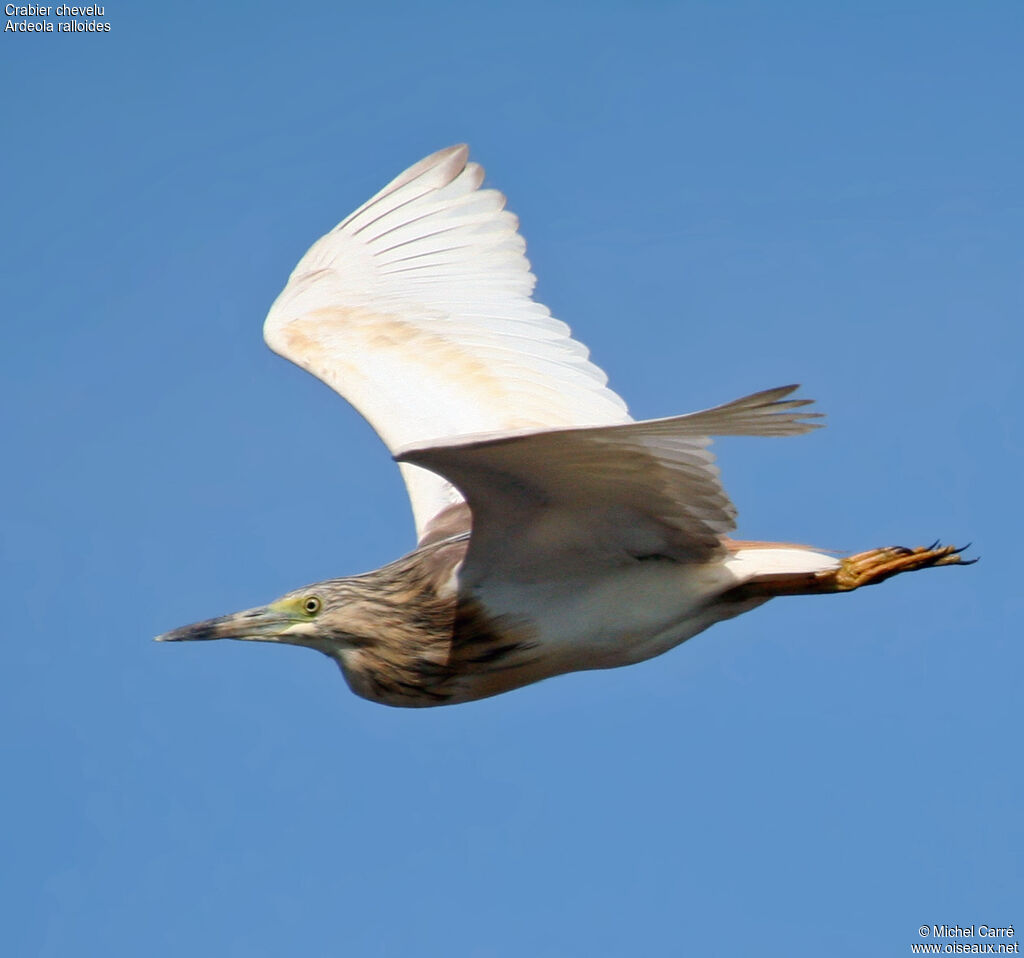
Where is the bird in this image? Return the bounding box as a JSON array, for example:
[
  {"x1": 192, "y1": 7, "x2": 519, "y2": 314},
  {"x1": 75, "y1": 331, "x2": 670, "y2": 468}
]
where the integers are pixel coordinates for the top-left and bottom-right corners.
[{"x1": 156, "y1": 144, "x2": 972, "y2": 708}]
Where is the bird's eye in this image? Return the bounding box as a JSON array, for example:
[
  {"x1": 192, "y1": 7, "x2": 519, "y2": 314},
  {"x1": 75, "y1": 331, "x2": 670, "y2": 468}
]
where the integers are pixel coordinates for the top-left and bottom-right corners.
[{"x1": 303, "y1": 596, "x2": 322, "y2": 615}]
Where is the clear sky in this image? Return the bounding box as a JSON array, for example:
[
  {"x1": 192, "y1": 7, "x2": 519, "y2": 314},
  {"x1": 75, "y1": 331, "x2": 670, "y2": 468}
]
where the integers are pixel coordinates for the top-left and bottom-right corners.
[{"x1": 2, "y1": 2, "x2": 1020, "y2": 955}]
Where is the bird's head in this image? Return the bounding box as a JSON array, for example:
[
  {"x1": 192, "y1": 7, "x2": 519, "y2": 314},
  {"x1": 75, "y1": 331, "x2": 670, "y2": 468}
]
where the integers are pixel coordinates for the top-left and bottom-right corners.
[
  {"x1": 154, "y1": 579, "x2": 371, "y2": 653},
  {"x1": 155, "y1": 543, "x2": 469, "y2": 706}
]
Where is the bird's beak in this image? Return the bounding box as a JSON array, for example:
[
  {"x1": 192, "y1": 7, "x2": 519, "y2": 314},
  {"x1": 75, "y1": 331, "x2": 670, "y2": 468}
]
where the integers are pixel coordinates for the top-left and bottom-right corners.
[{"x1": 154, "y1": 605, "x2": 299, "y2": 644}]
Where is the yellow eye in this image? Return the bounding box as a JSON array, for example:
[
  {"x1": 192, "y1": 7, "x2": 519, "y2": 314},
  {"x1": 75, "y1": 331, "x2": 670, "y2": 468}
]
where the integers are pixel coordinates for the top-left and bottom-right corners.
[{"x1": 303, "y1": 596, "x2": 322, "y2": 616}]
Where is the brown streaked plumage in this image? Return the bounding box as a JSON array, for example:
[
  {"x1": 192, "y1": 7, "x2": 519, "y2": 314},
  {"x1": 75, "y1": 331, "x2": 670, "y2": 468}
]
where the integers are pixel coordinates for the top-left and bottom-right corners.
[{"x1": 155, "y1": 146, "x2": 974, "y2": 708}]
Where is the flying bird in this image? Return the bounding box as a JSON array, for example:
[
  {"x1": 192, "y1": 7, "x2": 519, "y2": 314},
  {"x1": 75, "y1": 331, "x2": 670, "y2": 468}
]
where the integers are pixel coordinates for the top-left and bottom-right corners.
[{"x1": 156, "y1": 145, "x2": 971, "y2": 707}]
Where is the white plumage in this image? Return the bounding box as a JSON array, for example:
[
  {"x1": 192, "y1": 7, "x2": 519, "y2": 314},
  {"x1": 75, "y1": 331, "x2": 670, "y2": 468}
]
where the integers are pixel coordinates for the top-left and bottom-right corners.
[{"x1": 265, "y1": 145, "x2": 629, "y2": 537}]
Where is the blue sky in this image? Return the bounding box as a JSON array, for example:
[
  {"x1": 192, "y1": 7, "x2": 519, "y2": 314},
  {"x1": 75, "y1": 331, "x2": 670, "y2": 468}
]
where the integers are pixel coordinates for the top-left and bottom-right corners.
[{"x1": 2, "y1": 2, "x2": 1020, "y2": 955}]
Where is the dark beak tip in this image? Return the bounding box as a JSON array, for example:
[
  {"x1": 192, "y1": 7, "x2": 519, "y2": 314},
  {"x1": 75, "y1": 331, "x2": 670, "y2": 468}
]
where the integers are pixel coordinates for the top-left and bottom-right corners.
[{"x1": 153, "y1": 625, "x2": 217, "y2": 643}]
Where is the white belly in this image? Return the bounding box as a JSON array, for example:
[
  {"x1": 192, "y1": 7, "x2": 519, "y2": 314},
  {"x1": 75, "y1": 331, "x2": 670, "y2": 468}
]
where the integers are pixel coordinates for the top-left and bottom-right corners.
[
  {"x1": 470, "y1": 561, "x2": 736, "y2": 671},
  {"x1": 468, "y1": 545, "x2": 837, "y2": 673}
]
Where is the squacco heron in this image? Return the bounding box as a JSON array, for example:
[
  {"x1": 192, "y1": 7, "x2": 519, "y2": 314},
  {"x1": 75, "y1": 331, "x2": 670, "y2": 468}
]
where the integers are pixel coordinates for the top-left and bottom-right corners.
[{"x1": 156, "y1": 145, "x2": 972, "y2": 707}]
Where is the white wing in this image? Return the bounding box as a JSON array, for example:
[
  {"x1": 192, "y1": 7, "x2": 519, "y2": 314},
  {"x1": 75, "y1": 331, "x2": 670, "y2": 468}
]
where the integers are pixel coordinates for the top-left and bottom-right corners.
[
  {"x1": 399, "y1": 386, "x2": 823, "y2": 584},
  {"x1": 264, "y1": 145, "x2": 630, "y2": 539}
]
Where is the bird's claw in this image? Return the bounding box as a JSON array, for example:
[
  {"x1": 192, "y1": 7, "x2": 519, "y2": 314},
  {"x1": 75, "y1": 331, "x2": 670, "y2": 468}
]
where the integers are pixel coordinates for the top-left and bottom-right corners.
[{"x1": 828, "y1": 542, "x2": 975, "y2": 591}]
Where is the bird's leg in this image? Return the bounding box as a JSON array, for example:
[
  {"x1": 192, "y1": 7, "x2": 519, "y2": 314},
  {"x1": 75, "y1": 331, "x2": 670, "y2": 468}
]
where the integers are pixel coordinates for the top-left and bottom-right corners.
[{"x1": 726, "y1": 543, "x2": 974, "y2": 600}]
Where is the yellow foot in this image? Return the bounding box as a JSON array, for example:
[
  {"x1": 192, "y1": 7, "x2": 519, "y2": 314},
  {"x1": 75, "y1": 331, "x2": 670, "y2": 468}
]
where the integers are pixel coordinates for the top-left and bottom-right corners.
[{"x1": 829, "y1": 542, "x2": 975, "y2": 592}]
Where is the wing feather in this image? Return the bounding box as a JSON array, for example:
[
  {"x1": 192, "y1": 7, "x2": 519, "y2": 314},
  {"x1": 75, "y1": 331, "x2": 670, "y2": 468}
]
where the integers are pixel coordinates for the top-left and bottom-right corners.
[
  {"x1": 398, "y1": 386, "x2": 823, "y2": 583},
  {"x1": 264, "y1": 145, "x2": 629, "y2": 538}
]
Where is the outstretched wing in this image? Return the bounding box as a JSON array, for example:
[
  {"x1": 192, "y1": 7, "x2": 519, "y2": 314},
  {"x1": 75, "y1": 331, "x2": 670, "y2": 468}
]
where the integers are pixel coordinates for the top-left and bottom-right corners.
[
  {"x1": 398, "y1": 386, "x2": 823, "y2": 584},
  {"x1": 263, "y1": 145, "x2": 630, "y2": 539}
]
